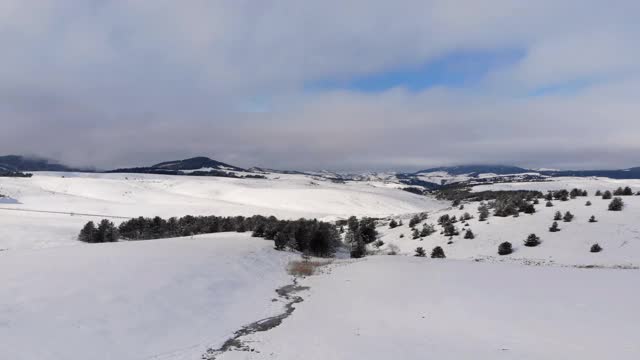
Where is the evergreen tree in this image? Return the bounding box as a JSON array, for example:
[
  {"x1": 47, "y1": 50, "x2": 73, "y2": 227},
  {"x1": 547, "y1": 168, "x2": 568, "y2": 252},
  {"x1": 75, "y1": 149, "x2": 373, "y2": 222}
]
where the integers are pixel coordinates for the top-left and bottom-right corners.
[
  {"x1": 498, "y1": 241, "x2": 513, "y2": 255},
  {"x1": 549, "y1": 221, "x2": 560, "y2": 232},
  {"x1": 589, "y1": 215, "x2": 597, "y2": 223},
  {"x1": 546, "y1": 201, "x2": 554, "y2": 207},
  {"x1": 478, "y1": 204, "x2": 490, "y2": 221},
  {"x1": 464, "y1": 229, "x2": 475, "y2": 239},
  {"x1": 388, "y1": 219, "x2": 398, "y2": 229},
  {"x1": 430, "y1": 246, "x2": 446, "y2": 259},
  {"x1": 554, "y1": 211, "x2": 562, "y2": 221},
  {"x1": 420, "y1": 223, "x2": 435, "y2": 237},
  {"x1": 590, "y1": 243, "x2": 603, "y2": 253},
  {"x1": 595, "y1": 190, "x2": 602, "y2": 196},
  {"x1": 602, "y1": 190, "x2": 612, "y2": 200},
  {"x1": 78, "y1": 221, "x2": 98, "y2": 243},
  {"x1": 608, "y1": 197, "x2": 624, "y2": 211},
  {"x1": 443, "y1": 223, "x2": 459, "y2": 237},
  {"x1": 563, "y1": 211, "x2": 574, "y2": 222},
  {"x1": 409, "y1": 214, "x2": 421, "y2": 228},
  {"x1": 414, "y1": 247, "x2": 426, "y2": 257},
  {"x1": 412, "y1": 228, "x2": 420, "y2": 239},
  {"x1": 586, "y1": 201, "x2": 592, "y2": 206},
  {"x1": 524, "y1": 233, "x2": 541, "y2": 247}
]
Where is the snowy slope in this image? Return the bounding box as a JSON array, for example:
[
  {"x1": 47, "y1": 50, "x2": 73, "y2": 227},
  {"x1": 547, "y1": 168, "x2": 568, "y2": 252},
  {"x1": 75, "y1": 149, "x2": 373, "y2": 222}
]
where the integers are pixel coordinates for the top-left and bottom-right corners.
[
  {"x1": 376, "y1": 177, "x2": 640, "y2": 267},
  {"x1": 0, "y1": 233, "x2": 296, "y2": 360},
  {"x1": 0, "y1": 171, "x2": 446, "y2": 250},
  {"x1": 218, "y1": 256, "x2": 640, "y2": 360}
]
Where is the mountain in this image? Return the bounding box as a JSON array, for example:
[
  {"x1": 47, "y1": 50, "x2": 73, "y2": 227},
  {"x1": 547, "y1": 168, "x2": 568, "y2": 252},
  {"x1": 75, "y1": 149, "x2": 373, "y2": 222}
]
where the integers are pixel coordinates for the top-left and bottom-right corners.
[
  {"x1": 413, "y1": 165, "x2": 531, "y2": 176},
  {"x1": 151, "y1": 157, "x2": 245, "y2": 172},
  {"x1": 0, "y1": 155, "x2": 84, "y2": 172},
  {"x1": 539, "y1": 167, "x2": 640, "y2": 179}
]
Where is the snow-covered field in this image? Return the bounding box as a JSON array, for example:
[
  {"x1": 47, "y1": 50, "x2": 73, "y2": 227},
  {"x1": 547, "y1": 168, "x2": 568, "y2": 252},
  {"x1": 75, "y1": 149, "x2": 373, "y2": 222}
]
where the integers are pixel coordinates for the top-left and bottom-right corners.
[
  {"x1": 2, "y1": 174, "x2": 639, "y2": 359},
  {"x1": 377, "y1": 177, "x2": 640, "y2": 267},
  {"x1": 0, "y1": 171, "x2": 444, "y2": 250},
  {"x1": 218, "y1": 256, "x2": 640, "y2": 360},
  {"x1": 0, "y1": 233, "x2": 296, "y2": 360}
]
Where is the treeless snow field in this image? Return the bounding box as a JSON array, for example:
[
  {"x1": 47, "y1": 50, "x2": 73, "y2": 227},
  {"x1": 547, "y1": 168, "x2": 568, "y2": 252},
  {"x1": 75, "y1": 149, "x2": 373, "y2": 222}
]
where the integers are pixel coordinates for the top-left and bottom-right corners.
[
  {"x1": 0, "y1": 233, "x2": 295, "y2": 360},
  {"x1": 218, "y1": 256, "x2": 640, "y2": 360}
]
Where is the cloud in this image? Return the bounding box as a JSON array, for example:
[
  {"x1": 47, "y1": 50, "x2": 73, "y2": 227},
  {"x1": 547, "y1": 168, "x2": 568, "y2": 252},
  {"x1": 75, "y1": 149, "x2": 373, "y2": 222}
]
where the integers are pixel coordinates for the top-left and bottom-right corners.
[{"x1": 1, "y1": 1, "x2": 639, "y2": 170}]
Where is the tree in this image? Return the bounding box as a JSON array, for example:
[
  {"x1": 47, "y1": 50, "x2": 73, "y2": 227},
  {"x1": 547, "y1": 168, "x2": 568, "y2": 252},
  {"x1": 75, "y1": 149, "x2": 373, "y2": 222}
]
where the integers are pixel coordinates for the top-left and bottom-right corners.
[
  {"x1": 549, "y1": 221, "x2": 560, "y2": 232},
  {"x1": 498, "y1": 241, "x2": 513, "y2": 255},
  {"x1": 420, "y1": 223, "x2": 435, "y2": 237},
  {"x1": 563, "y1": 211, "x2": 574, "y2": 222},
  {"x1": 602, "y1": 190, "x2": 612, "y2": 200},
  {"x1": 274, "y1": 231, "x2": 288, "y2": 250},
  {"x1": 586, "y1": 201, "x2": 592, "y2": 206},
  {"x1": 388, "y1": 219, "x2": 398, "y2": 229},
  {"x1": 608, "y1": 197, "x2": 624, "y2": 211},
  {"x1": 546, "y1": 201, "x2": 554, "y2": 207},
  {"x1": 412, "y1": 228, "x2": 420, "y2": 239},
  {"x1": 595, "y1": 190, "x2": 602, "y2": 196},
  {"x1": 443, "y1": 223, "x2": 459, "y2": 237},
  {"x1": 478, "y1": 204, "x2": 490, "y2": 221},
  {"x1": 409, "y1": 215, "x2": 421, "y2": 228},
  {"x1": 374, "y1": 240, "x2": 384, "y2": 248},
  {"x1": 78, "y1": 221, "x2": 98, "y2": 243},
  {"x1": 554, "y1": 211, "x2": 562, "y2": 221},
  {"x1": 464, "y1": 229, "x2": 475, "y2": 239},
  {"x1": 350, "y1": 229, "x2": 366, "y2": 258},
  {"x1": 462, "y1": 212, "x2": 473, "y2": 221},
  {"x1": 590, "y1": 243, "x2": 603, "y2": 253},
  {"x1": 97, "y1": 219, "x2": 118, "y2": 243},
  {"x1": 415, "y1": 247, "x2": 426, "y2": 257},
  {"x1": 545, "y1": 192, "x2": 553, "y2": 201},
  {"x1": 589, "y1": 215, "x2": 597, "y2": 223},
  {"x1": 431, "y1": 246, "x2": 446, "y2": 258},
  {"x1": 524, "y1": 233, "x2": 541, "y2": 247},
  {"x1": 623, "y1": 187, "x2": 633, "y2": 196}
]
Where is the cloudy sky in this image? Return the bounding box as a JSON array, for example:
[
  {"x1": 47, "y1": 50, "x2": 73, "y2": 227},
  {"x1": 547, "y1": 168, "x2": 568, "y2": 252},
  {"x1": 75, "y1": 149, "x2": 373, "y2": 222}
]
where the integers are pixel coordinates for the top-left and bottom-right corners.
[{"x1": 1, "y1": 1, "x2": 639, "y2": 171}]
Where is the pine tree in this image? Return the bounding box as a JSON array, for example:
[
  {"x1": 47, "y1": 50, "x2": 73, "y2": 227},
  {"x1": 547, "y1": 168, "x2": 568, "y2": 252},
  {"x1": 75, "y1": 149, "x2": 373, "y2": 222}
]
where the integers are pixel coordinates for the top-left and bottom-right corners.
[
  {"x1": 589, "y1": 215, "x2": 597, "y2": 223},
  {"x1": 585, "y1": 201, "x2": 592, "y2": 206},
  {"x1": 563, "y1": 211, "x2": 574, "y2": 222},
  {"x1": 590, "y1": 243, "x2": 603, "y2": 253},
  {"x1": 414, "y1": 247, "x2": 426, "y2": 257},
  {"x1": 546, "y1": 201, "x2": 554, "y2": 207},
  {"x1": 430, "y1": 246, "x2": 446, "y2": 258},
  {"x1": 524, "y1": 233, "x2": 541, "y2": 247},
  {"x1": 595, "y1": 190, "x2": 602, "y2": 196},
  {"x1": 554, "y1": 211, "x2": 562, "y2": 221},
  {"x1": 389, "y1": 219, "x2": 398, "y2": 229},
  {"x1": 420, "y1": 223, "x2": 435, "y2": 237},
  {"x1": 412, "y1": 228, "x2": 420, "y2": 239},
  {"x1": 464, "y1": 229, "x2": 475, "y2": 239},
  {"x1": 498, "y1": 241, "x2": 513, "y2": 255},
  {"x1": 478, "y1": 204, "x2": 490, "y2": 221},
  {"x1": 549, "y1": 221, "x2": 560, "y2": 232},
  {"x1": 608, "y1": 197, "x2": 624, "y2": 211},
  {"x1": 78, "y1": 221, "x2": 98, "y2": 243},
  {"x1": 602, "y1": 190, "x2": 612, "y2": 200}
]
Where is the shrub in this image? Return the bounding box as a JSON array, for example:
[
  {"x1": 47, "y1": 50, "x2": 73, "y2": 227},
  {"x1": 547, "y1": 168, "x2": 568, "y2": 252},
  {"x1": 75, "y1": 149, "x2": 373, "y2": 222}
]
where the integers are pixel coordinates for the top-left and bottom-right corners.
[
  {"x1": 590, "y1": 244, "x2": 603, "y2": 253},
  {"x1": 595, "y1": 190, "x2": 602, "y2": 196},
  {"x1": 602, "y1": 190, "x2": 612, "y2": 200},
  {"x1": 462, "y1": 212, "x2": 473, "y2": 221},
  {"x1": 546, "y1": 201, "x2": 553, "y2": 207},
  {"x1": 549, "y1": 221, "x2": 560, "y2": 232},
  {"x1": 586, "y1": 201, "x2": 592, "y2": 206},
  {"x1": 589, "y1": 215, "x2": 597, "y2": 223},
  {"x1": 524, "y1": 233, "x2": 541, "y2": 247},
  {"x1": 498, "y1": 242, "x2": 513, "y2": 255},
  {"x1": 554, "y1": 211, "x2": 562, "y2": 221},
  {"x1": 412, "y1": 228, "x2": 420, "y2": 239},
  {"x1": 464, "y1": 229, "x2": 475, "y2": 239},
  {"x1": 389, "y1": 219, "x2": 398, "y2": 229},
  {"x1": 478, "y1": 204, "x2": 490, "y2": 221},
  {"x1": 373, "y1": 240, "x2": 385, "y2": 248},
  {"x1": 415, "y1": 247, "x2": 426, "y2": 257},
  {"x1": 431, "y1": 246, "x2": 446, "y2": 259},
  {"x1": 420, "y1": 223, "x2": 436, "y2": 237},
  {"x1": 608, "y1": 197, "x2": 624, "y2": 211},
  {"x1": 443, "y1": 223, "x2": 459, "y2": 237},
  {"x1": 399, "y1": 233, "x2": 405, "y2": 238},
  {"x1": 563, "y1": 211, "x2": 574, "y2": 222},
  {"x1": 409, "y1": 215, "x2": 421, "y2": 228}
]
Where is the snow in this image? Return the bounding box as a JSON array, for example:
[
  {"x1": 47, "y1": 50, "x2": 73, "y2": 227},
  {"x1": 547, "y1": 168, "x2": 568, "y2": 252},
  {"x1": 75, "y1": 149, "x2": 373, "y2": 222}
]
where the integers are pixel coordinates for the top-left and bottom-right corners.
[
  {"x1": 0, "y1": 171, "x2": 446, "y2": 250},
  {"x1": 217, "y1": 256, "x2": 640, "y2": 360},
  {"x1": 0, "y1": 233, "x2": 296, "y2": 360},
  {"x1": 374, "y1": 177, "x2": 640, "y2": 267}
]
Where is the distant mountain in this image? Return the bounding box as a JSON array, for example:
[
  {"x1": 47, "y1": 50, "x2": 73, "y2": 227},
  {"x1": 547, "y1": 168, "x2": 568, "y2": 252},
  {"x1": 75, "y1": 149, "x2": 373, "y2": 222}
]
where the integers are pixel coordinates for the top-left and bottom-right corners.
[
  {"x1": 151, "y1": 157, "x2": 245, "y2": 172},
  {"x1": 539, "y1": 167, "x2": 640, "y2": 180},
  {"x1": 0, "y1": 155, "x2": 85, "y2": 172},
  {"x1": 106, "y1": 156, "x2": 262, "y2": 178},
  {"x1": 413, "y1": 165, "x2": 531, "y2": 176}
]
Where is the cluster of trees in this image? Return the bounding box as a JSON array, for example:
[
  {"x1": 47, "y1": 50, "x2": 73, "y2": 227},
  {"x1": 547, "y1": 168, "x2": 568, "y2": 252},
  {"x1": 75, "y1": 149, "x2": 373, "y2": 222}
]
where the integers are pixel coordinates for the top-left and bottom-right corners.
[
  {"x1": 609, "y1": 197, "x2": 624, "y2": 211},
  {"x1": 414, "y1": 246, "x2": 445, "y2": 258},
  {"x1": 0, "y1": 170, "x2": 32, "y2": 177},
  {"x1": 613, "y1": 187, "x2": 634, "y2": 196},
  {"x1": 79, "y1": 214, "x2": 341, "y2": 257},
  {"x1": 344, "y1": 216, "x2": 378, "y2": 258}
]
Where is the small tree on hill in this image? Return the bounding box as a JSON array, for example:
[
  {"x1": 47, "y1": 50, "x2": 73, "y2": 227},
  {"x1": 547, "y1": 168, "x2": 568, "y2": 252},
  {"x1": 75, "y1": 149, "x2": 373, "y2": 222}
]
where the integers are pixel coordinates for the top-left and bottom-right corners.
[
  {"x1": 554, "y1": 211, "x2": 562, "y2": 221},
  {"x1": 431, "y1": 246, "x2": 446, "y2": 258},
  {"x1": 415, "y1": 247, "x2": 426, "y2": 257},
  {"x1": 409, "y1": 215, "x2": 421, "y2": 228},
  {"x1": 498, "y1": 242, "x2": 513, "y2": 255},
  {"x1": 602, "y1": 190, "x2": 612, "y2": 200},
  {"x1": 589, "y1": 215, "x2": 597, "y2": 223},
  {"x1": 595, "y1": 190, "x2": 602, "y2": 196},
  {"x1": 443, "y1": 223, "x2": 459, "y2": 237},
  {"x1": 478, "y1": 204, "x2": 490, "y2": 221},
  {"x1": 549, "y1": 221, "x2": 560, "y2": 232},
  {"x1": 420, "y1": 223, "x2": 435, "y2": 237},
  {"x1": 590, "y1": 243, "x2": 603, "y2": 253},
  {"x1": 464, "y1": 229, "x2": 475, "y2": 239},
  {"x1": 524, "y1": 233, "x2": 541, "y2": 247},
  {"x1": 78, "y1": 221, "x2": 98, "y2": 243},
  {"x1": 608, "y1": 197, "x2": 624, "y2": 211},
  {"x1": 412, "y1": 228, "x2": 420, "y2": 239},
  {"x1": 389, "y1": 219, "x2": 398, "y2": 229},
  {"x1": 586, "y1": 201, "x2": 592, "y2": 206},
  {"x1": 546, "y1": 201, "x2": 553, "y2": 207},
  {"x1": 563, "y1": 211, "x2": 574, "y2": 222}
]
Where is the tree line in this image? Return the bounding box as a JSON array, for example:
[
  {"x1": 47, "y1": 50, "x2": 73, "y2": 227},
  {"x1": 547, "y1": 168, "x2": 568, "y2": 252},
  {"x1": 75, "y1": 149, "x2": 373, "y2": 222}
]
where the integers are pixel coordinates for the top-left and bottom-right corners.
[{"x1": 78, "y1": 214, "x2": 341, "y2": 257}]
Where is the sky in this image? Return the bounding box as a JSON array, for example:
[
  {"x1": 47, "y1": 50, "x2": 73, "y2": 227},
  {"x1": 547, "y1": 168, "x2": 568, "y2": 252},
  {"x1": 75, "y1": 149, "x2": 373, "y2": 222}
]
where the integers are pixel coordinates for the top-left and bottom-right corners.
[{"x1": 1, "y1": 0, "x2": 639, "y2": 171}]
